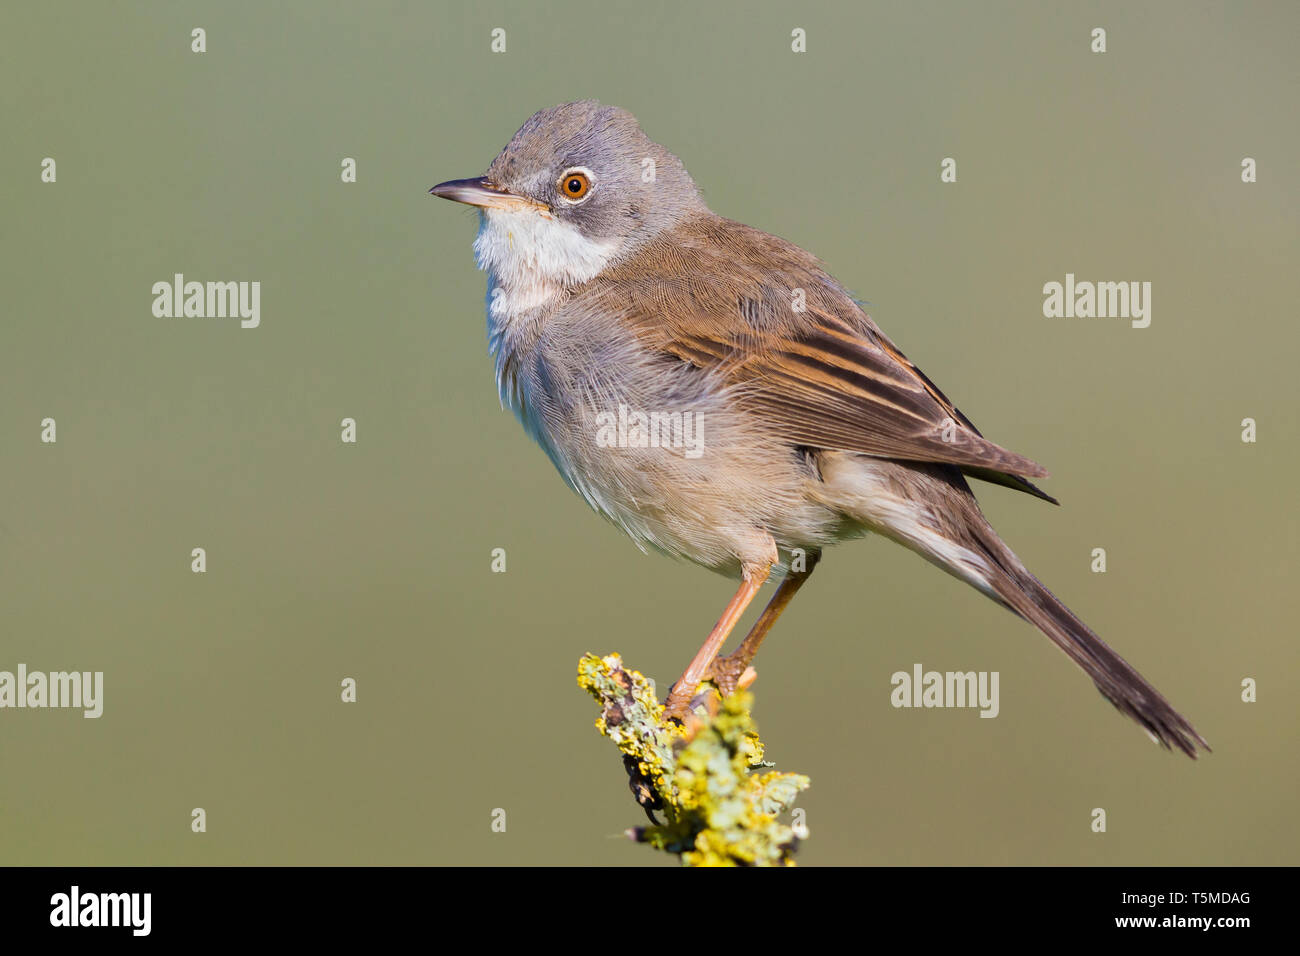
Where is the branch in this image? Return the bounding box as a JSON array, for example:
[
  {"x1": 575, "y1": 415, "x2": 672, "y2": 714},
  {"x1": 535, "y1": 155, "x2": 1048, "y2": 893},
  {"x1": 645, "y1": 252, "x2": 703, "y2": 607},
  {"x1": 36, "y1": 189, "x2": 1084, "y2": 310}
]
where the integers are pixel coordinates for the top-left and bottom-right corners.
[{"x1": 577, "y1": 652, "x2": 810, "y2": 866}]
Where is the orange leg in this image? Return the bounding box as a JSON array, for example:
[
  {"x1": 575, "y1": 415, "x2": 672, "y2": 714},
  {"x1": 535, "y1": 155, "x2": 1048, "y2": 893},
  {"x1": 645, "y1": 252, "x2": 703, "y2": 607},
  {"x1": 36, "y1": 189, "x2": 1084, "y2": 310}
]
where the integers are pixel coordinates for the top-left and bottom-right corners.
[
  {"x1": 663, "y1": 565, "x2": 770, "y2": 721},
  {"x1": 706, "y1": 552, "x2": 820, "y2": 696}
]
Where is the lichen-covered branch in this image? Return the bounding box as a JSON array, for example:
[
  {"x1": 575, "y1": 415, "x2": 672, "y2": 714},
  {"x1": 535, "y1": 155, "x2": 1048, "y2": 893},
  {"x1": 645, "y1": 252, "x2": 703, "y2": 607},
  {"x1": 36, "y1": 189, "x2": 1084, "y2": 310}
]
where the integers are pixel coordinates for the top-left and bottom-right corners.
[{"x1": 577, "y1": 652, "x2": 810, "y2": 866}]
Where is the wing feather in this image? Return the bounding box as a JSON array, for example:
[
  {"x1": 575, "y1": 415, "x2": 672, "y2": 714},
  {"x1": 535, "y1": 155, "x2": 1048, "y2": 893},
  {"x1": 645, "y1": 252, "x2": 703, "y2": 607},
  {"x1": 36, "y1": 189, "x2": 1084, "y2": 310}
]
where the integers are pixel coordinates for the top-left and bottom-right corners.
[{"x1": 587, "y1": 216, "x2": 1053, "y2": 492}]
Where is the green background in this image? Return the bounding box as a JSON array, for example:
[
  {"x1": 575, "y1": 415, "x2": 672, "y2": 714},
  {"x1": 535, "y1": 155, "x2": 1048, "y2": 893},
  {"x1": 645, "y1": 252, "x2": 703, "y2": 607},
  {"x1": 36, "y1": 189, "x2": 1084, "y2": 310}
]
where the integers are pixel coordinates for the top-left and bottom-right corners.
[{"x1": 2, "y1": 0, "x2": 1295, "y2": 866}]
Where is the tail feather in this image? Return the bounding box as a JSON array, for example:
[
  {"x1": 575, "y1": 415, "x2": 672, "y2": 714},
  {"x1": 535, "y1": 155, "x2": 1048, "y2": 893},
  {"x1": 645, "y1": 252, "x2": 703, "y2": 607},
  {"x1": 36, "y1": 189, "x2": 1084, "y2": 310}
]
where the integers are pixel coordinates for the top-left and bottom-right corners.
[
  {"x1": 972, "y1": 526, "x2": 1209, "y2": 758},
  {"x1": 826, "y1": 455, "x2": 1208, "y2": 756}
]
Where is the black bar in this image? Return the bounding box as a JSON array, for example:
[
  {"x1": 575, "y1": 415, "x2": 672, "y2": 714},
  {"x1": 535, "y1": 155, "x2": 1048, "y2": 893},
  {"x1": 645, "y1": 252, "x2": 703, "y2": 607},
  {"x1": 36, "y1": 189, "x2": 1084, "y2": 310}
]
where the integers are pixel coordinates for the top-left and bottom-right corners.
[{"x1": 0, "y1": 866, "x2": 1278, "y2": 940}]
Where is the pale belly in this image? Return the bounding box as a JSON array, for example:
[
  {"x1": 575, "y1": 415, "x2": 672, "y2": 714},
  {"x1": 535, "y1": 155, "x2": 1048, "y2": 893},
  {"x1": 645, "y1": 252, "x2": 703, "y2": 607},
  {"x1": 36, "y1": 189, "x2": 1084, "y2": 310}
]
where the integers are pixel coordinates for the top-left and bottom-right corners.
[{"x1": 497, "y1": 311, "x2": 859, "y2": 577}]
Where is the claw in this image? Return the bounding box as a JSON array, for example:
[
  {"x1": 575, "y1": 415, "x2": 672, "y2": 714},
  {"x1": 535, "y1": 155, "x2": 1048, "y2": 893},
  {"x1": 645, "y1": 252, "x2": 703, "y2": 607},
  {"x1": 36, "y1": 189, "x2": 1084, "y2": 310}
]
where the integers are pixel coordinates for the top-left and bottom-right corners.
[{"x1": 703, "y1": 654, "x2": 757, "y2": 697}]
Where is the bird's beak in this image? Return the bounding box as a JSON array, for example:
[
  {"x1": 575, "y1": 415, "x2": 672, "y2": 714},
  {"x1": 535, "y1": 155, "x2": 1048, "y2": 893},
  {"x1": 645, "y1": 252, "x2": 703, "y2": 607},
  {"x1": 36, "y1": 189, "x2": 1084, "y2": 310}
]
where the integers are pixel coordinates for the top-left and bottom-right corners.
[{"x1": 428, "y1": 177, "x2": 549, "y2": 212}]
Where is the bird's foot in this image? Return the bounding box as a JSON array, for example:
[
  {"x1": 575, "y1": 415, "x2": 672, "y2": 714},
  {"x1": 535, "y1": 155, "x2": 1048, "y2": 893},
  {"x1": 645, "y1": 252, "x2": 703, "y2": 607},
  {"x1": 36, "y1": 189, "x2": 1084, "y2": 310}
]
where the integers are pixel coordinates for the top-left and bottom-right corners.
[
  {"x1": 703, "y1": 653, "x2": 758, "y2": 698},
  {"x1": 661, "y1": 684, "x2": 702, "y2": 725},
  {"x1": 662, "y1": 657, "x2": 758, "y2": 724}
]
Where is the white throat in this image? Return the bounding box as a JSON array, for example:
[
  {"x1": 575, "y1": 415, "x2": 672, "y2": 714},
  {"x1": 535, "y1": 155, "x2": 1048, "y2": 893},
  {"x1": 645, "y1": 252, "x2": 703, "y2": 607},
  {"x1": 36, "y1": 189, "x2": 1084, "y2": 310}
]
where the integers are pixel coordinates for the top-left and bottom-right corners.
[
  {"x1": 474, "y1": 207, "x2": 621, "y2": 325},
  {"x1": 472, "y1": 206, "x2": 622, "y2": 418}
]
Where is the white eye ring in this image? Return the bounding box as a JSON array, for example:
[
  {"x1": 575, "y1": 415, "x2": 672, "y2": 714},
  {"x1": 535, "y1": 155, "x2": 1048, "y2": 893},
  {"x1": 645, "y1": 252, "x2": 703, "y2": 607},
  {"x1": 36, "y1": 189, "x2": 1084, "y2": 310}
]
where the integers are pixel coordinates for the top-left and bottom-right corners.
[{"x1": 556, "y1": 166, "x2": 595, "y2": 204}]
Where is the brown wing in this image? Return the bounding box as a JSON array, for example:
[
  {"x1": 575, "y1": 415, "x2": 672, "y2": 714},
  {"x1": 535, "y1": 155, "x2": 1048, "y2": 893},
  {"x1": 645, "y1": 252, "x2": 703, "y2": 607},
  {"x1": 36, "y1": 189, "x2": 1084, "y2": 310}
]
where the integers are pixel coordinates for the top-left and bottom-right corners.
[{"x1": 590, "y1": 215, "x2": 1054, "y2": 494}]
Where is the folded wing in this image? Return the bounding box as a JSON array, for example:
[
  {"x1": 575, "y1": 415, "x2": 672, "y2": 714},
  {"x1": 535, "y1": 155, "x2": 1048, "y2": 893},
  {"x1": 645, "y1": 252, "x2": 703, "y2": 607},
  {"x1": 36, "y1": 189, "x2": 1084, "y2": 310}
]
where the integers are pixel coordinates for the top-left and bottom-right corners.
[{"x1": 591, "y1": 215, "x2": 1055, "y2": 499}]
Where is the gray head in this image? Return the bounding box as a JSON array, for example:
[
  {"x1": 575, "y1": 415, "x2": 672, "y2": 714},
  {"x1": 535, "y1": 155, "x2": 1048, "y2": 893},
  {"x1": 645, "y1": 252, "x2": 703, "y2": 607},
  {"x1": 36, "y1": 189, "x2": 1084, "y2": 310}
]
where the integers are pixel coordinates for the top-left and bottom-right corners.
[{"x1": 431, "y1": 101, "x2": 708, "y2": 290}]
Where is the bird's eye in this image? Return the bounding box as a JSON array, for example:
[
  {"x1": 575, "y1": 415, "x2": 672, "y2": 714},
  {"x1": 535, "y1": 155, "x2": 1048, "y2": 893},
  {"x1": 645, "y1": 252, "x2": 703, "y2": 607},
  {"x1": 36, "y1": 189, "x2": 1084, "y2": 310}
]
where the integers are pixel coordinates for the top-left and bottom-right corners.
[{"x1": 557, "y1": 169, "x2": 592, "y2": 201}]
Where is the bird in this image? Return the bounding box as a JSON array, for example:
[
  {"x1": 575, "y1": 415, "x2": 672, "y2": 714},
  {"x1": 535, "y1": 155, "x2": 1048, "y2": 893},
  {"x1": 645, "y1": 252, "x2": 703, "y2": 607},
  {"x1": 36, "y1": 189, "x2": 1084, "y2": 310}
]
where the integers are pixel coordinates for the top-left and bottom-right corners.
[{"x1": 429, "y1": 100, "x2": 1207, "y2": 756}]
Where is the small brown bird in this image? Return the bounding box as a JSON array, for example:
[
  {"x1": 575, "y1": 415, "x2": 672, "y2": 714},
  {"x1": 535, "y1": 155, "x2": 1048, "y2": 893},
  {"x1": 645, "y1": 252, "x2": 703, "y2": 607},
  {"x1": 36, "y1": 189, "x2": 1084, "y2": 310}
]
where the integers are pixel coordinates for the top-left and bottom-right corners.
[{"x1": 431, "y1": 100, "x2": 1207, "y2": 756}]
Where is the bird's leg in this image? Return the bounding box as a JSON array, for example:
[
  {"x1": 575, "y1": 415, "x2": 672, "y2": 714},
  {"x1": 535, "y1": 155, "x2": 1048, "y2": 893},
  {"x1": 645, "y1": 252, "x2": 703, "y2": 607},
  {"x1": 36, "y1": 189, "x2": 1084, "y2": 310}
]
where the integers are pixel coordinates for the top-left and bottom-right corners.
[
  {"x1": 662, "y1": 563, "x2": 771, "y2": 722},
  {"x1": 706, "y1": 551, "x2": 820, "y2": 697}
]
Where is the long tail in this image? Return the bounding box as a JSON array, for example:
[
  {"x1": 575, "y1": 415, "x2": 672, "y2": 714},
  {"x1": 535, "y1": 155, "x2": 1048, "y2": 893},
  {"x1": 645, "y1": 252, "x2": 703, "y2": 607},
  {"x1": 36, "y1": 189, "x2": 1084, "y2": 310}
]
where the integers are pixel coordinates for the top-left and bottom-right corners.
[
  {"x1": 843, "y1": 460, "x2": 1209, "y2": 757},
  {"x1": 970, "y1": 521, "x2": 1209, "y2": 757}
]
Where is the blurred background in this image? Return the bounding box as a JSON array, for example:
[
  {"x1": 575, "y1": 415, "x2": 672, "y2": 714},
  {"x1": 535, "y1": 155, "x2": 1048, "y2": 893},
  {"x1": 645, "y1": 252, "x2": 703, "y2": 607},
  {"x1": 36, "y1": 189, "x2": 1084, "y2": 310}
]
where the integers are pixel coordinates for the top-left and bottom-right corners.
[{"x1": 2, "y1": 0, "x2": 1295, "y2": 865}]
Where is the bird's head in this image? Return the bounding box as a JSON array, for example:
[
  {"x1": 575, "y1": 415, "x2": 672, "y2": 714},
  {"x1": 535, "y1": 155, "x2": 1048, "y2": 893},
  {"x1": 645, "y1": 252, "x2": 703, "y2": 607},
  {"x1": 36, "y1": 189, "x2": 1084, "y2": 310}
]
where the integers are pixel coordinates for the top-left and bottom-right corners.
[{"x1": 430, "y1": 100, "x2": 706, "y2": 294}]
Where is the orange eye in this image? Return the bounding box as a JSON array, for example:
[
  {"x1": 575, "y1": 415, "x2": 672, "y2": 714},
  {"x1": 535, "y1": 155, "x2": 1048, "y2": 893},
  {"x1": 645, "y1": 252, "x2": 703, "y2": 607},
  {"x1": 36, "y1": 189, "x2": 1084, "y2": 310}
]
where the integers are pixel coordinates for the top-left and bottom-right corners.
[{"x1": 558, "y1": 170, "x2": 591, "y2": 200}]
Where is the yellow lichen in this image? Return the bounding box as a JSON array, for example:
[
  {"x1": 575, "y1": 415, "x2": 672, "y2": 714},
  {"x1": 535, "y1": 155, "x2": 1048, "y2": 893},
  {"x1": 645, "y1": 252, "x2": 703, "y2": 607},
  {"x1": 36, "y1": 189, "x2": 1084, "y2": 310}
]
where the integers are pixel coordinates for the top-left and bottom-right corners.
[{"x1": 578, "y1": 652, "x2": 810, "y2": 866}]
